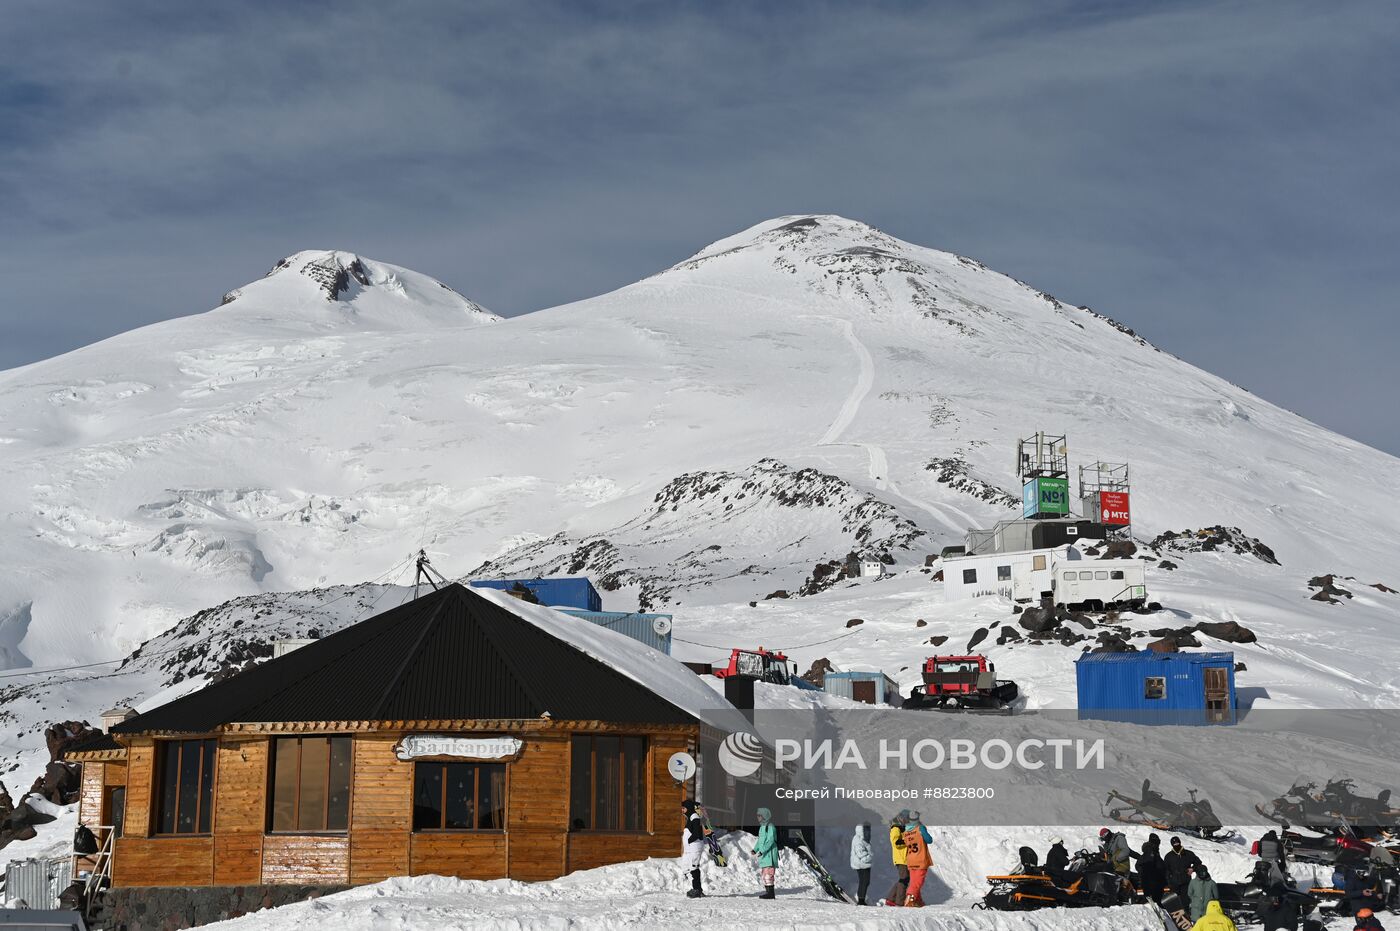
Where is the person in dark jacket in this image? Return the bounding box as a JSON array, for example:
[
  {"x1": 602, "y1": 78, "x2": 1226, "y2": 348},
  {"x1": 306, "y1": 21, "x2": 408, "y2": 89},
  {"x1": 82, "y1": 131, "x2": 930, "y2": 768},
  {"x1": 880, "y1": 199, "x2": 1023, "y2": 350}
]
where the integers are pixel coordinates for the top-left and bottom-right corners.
[
  {"x1": 1256, "y1": 890, "x2": 1301, "y2": 931},
  {"x1": 1165, "y1": 836, "x2": 1203, "y2": 902},
  {"x1": 1257, "y1": 829, "x2": 1288, "y2": 873},
  {"x1": 1137, "y1": 833, "x2": 1167, "y2": 903},
  {"x1": 680, "y1": 800, "x2": 706, "y2": 898},
  {"x1": 1343, "y1": 868, "x2": 1385, "y2": 917},
  {"x1": 1044, "y1": 836, "x2": 1069, "y2": 878}
]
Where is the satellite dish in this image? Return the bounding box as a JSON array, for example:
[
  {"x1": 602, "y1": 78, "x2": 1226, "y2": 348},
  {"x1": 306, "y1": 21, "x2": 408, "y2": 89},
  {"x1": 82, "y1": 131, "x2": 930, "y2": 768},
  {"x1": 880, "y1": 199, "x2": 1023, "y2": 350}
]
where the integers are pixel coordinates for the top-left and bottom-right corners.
[{"x1": 652, "y1": 617, "x2": 673, "y2": 636}]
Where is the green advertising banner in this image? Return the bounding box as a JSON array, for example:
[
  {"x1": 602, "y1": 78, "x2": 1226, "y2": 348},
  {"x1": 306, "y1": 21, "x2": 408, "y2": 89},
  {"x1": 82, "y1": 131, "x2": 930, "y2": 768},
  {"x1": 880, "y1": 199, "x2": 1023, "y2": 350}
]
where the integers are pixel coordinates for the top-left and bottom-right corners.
[{"x1": 1022, "y1": 477, "x2": 1070, "y2": 517}]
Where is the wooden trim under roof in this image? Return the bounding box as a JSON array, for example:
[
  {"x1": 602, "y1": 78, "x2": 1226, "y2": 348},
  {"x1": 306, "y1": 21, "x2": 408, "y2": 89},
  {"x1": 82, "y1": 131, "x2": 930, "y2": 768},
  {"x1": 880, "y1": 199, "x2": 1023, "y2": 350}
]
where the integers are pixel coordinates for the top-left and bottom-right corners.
[
  {"x1": 112, "y1": 719, "x2": 700, "y2": 741},
  {"x1": 64, "y1": 747, "x2": 128, "y2": 762}
]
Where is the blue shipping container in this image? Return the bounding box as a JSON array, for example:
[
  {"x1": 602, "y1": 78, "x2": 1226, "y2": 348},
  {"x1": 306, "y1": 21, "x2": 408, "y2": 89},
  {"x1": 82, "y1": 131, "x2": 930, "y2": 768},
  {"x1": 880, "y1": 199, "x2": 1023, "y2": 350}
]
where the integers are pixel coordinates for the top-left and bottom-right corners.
[
  {"x1": 470, "y1": 577, "x2": 603, "y2": 612},
  {"x1": 1076, "y1": 651, "x2": 1237, "y2": 725},
  {"x1": 556, "y1": 609, "x2": 673, "y2": 655}
]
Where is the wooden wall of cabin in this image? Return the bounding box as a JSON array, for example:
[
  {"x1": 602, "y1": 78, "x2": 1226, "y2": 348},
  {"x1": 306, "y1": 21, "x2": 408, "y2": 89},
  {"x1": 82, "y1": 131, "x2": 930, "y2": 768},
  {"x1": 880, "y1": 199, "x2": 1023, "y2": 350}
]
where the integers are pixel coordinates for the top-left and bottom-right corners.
[
  {"x1": 564, "y1": 732, "x2": 691, "y2": 873},
  {"x1": 77, "y1": 761, "x2": 105, "y2": 829},
  {"x1": 110, "y1": 726, "x2": 696, "y2": 889},
  {"x1": 215, "y1": 736, "x2": 267, "y2": 885}
]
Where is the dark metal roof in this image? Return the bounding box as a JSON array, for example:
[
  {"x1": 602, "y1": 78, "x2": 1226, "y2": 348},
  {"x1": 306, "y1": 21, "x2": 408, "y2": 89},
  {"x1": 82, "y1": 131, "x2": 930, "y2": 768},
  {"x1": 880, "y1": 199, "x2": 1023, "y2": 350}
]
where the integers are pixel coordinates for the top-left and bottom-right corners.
[
  {"x1": 113, "y1": 584, "x2": 697, "y2": 735},
  {"x1": 59, "y1": 731, "x2": 122, "y2": 758}
]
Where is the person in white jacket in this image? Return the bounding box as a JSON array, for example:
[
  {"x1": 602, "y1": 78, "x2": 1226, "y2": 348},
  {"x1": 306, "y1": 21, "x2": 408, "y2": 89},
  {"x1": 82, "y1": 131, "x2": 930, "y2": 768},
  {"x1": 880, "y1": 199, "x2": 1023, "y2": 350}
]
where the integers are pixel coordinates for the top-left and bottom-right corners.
[
  {"x1": 680, "y1": 799, "x2": 706, "y2": 898},
  {"x1": 849, "y1": 822, "x2": 873, "y2": 905}
]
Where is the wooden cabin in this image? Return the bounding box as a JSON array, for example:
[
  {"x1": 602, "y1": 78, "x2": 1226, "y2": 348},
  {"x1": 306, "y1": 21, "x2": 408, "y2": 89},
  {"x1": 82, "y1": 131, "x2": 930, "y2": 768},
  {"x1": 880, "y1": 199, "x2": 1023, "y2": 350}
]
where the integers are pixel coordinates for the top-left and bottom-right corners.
[{"x1": 70, "y1": 584, "x2": 720, "y2": 890}]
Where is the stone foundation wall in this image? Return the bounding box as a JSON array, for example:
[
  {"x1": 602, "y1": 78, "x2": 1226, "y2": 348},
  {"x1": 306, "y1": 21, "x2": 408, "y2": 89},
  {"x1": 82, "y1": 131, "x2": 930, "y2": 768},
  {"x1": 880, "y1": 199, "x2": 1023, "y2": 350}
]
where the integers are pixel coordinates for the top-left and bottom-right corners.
[{"x1": 102, "y1": 884, "x2": 349, "y2": 930}]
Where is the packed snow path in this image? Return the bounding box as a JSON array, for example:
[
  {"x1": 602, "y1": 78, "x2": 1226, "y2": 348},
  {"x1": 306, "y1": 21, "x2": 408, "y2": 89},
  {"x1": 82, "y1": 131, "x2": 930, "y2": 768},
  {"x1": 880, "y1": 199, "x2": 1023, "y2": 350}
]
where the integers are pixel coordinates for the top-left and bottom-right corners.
[{"x1": 201, "y1": 868, "x2": 1167, "y2": 931}]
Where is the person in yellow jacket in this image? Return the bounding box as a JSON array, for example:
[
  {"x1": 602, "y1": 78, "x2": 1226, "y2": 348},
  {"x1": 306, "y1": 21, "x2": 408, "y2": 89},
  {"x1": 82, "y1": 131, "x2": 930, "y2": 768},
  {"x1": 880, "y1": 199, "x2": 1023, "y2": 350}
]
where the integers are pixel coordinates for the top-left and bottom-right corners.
[
  {"x1": 1190, "y1": 900, "x2": 1238, "y2": 931},
  {"x1": 881, "y1": 810, "x2": 909, "y2": 906}
]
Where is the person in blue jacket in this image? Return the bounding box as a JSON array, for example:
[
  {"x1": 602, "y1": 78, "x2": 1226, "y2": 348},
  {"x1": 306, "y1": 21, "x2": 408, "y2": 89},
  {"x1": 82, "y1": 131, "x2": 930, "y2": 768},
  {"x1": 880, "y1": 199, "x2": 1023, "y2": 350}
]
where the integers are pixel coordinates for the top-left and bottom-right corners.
[{"x1": 754, "y1": 807, "x2": 779, "y2": 899}]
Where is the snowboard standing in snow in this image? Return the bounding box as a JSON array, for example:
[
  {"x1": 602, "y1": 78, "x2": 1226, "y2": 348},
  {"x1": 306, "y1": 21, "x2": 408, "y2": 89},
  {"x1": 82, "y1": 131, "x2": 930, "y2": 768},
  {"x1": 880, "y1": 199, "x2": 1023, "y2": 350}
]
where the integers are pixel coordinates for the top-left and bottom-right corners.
[
  {"x1": 1154, "y1": 891, "x2": 1193, "y2": 930},
  {"x1": 696, "y1": 805, "x2": 727, "y2": 867},
  {"x1": 784, "y1": 831, "x2": 856, "y2": 904}
]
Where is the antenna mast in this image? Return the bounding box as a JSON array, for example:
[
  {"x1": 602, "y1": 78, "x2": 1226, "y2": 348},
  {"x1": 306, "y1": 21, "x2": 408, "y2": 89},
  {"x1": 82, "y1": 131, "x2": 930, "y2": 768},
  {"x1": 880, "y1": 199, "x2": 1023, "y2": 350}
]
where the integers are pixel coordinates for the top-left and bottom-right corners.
[{"x1": 413, "y1": 549, "x2": 450, "y2": 599}]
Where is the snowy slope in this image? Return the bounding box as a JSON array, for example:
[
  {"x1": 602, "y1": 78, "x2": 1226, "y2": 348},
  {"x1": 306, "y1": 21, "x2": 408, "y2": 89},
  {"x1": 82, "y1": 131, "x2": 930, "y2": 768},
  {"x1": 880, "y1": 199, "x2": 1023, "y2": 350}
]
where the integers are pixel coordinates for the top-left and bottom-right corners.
[{"x1": 3, "y1": 215, "x2": 1396, "y2": 674}]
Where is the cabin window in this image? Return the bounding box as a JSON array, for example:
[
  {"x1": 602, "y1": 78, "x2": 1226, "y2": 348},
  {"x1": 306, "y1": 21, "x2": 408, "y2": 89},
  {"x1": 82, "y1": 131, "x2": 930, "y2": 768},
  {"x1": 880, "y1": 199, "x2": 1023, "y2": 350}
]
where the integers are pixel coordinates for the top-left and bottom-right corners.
[
  {"x1": 155, "y1": 738, "x2": 216, "y2": 835},
  {"x1": 1144, "y1": 677, "x2": 1167, "y2": 700},
  {"x1": 569, "y1": 735, "x2": 648, "y2": 832},
  {"x1": 1078, "y1": 571, "x2": 1094, "y2": 580},
  {"x1": 1094, "y1": 571, "x2": 1109, "y2": 580},
  {"x1": 962, "y1": 568, "x2": 977, "y2": 584},
  {"x1": 1033, "y1": 555, "x2": 1046, "y2": 571},
  {"x1": 1110, "y1": 570, "x2": 1124, "y2": 580},
  {"x1": 997, "y1": 565, "x2": 1012, "y2": 581},
  {"x1": 413, "y1": 763, "x2": 506, "y2": 831},
  {"x1": 1062, "y1": 571, "x2": 1075, "y2": 581},
  {"x1": 269, "y1": 736, "x2": 352, "y2": 833}
]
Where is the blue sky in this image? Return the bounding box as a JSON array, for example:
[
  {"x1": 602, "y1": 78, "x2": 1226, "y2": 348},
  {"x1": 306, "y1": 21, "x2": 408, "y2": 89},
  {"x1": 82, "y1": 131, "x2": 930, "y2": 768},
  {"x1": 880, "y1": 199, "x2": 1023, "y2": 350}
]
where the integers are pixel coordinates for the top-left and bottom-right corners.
[{"x1": 1, "y1": 1, "x2": 1397, "y2": 454}]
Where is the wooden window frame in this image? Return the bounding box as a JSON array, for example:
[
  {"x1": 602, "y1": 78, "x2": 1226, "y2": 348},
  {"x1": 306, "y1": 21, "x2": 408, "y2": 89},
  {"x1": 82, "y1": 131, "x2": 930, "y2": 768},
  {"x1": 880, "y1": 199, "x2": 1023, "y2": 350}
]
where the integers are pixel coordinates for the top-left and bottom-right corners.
[
  {"x1": 569, "y1": 735, "x2": 650, "y2": 834},
  {"x1": 411, "y1": 761, "x2": 508, "y2": 833},
  {"x1": 153, "y1": 738, "x2": 216, "y2": 837},
  {"x1": 267, "y1": 735, "x2": 353, "y2": 835}
]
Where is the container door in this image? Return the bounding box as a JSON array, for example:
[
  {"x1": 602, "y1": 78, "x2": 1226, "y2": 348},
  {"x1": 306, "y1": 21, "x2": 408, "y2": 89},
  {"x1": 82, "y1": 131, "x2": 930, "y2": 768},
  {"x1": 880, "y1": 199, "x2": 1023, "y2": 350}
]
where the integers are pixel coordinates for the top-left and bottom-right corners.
[
  {"x1": 852, "y1": 680, "x2": 876, "y2": 705},
  {"x1": 1203, "y1": 667, "x2": 1230, "y2": 722}
]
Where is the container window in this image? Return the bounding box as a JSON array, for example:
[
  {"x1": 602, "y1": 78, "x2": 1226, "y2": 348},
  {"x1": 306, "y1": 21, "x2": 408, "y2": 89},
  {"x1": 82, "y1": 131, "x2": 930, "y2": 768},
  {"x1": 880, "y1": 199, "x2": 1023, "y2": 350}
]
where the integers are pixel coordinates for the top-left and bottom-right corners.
[
  {"x1": 269, "y1": 736, "x2": 352, "y2": 833},
  {"x1": 1094, "y1": 571, "x2": 1109, "y2": 580},
  {"x1": 154, "y1": 738, "x2": 216, "y2": 835},
  {"x1": 570, "y1": 735, "x2": 649, "y2": 832},
  {"x1": 997, "y1": 565, "x2": 1012, "y2": 581},
  {"x1": 413, "y1": 762, "x2": 507, "y2": 831},
  {"x1": 1062, "y1": 571, "x2": 1075, "y2": 581},
  {"x1": 962, "y1": 568, "x2": 977, "y2": 584},
  {"x1": 1033, "y1": 555, "x2": 1047, "y2": 571},
  {"x1": 1110, "y1": 570, "x2": 1124, "y2": 580},
  {"x1": 1144, "y1": 677, "x2": 1166, "y2": 700},
  {"x1": 1079, "y1": 571, "x2": 1094, "y2": 580}
]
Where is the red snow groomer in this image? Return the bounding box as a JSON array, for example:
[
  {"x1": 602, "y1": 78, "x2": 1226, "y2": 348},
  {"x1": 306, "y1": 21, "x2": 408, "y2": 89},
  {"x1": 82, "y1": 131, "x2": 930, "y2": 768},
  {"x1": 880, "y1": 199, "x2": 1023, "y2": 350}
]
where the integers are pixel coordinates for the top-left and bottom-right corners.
[
  {"x1": 902, "y1": 654, "x2": 1020, "y2": 713},
  {"x1": 714, "y1": 647, "x2": 798, "y2": 686}
]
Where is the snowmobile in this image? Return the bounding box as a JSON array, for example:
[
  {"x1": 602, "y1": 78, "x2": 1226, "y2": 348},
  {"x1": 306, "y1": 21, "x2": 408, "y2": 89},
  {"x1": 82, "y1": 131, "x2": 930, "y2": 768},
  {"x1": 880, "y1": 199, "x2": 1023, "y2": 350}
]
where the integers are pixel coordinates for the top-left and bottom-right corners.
[
  {"x1": 977, "y1": 847, "x2": 1131, "y2": 911},
  {"x1": 1105, "y1": 779, "x2": 1237, "y2": 842},
  {"x1": 1258, "y1": 780, "x2": 1336, "y2": 829},
  {"x1": 901, "y1": 655, "x2": 1019, "y2": 713},
  {"x1": 782, "y1": 830, "x2": 855, "y2": 904},
  {"x1": 1318, "y1": 778, "x2": 1400, "y2": 830},
  {"x1": 1217, "y1": 861, "x2": 1321, "y2": 914},
  {"x1": 1282, "y1": 823, "x2": 1377, "y2": 865}
]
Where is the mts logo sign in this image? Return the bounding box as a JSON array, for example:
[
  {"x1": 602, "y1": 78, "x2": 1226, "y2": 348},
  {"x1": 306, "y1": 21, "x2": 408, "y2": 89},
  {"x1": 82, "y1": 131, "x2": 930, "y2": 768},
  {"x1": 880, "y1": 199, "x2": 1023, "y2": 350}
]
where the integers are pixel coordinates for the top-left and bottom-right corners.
[{"x1": 1099, "y1": 491, "x2": 1131, "y2": 526}]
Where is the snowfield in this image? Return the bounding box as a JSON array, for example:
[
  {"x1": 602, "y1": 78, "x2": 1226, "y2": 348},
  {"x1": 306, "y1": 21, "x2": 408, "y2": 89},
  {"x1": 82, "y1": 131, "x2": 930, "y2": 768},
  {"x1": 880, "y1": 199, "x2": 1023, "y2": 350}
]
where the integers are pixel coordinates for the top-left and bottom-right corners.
[
  {"x1": 196, "y1": 827, "x2": 1367, "y2": 930},
  {"x1": 200, "y1": 833, "x2": 1175, "y2": 931},
  {"x1": 0, "y1": 216, "x2": 1397, "y2": 928}
]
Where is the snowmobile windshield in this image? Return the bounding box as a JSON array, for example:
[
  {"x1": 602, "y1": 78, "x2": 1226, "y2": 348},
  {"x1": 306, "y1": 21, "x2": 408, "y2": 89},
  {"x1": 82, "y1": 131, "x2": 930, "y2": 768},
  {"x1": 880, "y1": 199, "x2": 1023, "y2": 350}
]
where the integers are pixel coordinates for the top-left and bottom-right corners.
[{"x1": 935, "y1": 661, "x2": 979, "y2": 673}]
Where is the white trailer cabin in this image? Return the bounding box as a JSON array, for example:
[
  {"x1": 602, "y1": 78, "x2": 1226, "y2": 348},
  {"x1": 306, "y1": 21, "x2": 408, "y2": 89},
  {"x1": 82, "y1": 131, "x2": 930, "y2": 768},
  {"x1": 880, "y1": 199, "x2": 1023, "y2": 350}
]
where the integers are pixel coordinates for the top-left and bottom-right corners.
[{"x1": 942, "y1": 546, "x2": 1147, "y2": 609}]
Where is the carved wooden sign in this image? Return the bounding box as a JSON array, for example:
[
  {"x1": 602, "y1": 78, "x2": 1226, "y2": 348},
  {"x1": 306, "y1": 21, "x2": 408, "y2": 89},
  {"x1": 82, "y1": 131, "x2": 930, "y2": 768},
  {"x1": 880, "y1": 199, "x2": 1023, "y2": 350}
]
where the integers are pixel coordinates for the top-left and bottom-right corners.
[{"x1": 394, "y1": 735, "x2": 524, "y2": 762}]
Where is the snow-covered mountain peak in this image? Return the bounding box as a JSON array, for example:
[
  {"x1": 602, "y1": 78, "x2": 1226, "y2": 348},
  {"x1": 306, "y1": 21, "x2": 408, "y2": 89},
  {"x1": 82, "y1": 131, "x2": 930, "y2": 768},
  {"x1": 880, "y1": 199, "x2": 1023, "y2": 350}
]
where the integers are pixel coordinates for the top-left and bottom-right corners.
[
  {"x1": 218, "y1": 249, "x2": 500, "y2": 330},
  {"x1": 675, "y1": 214, "x2": 910, "y2": 270}
]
